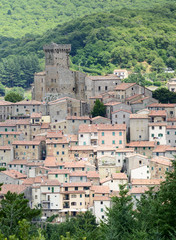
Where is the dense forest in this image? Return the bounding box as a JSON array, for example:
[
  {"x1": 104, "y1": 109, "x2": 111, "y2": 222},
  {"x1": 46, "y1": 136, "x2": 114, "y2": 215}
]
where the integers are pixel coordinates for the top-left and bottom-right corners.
[
  {"x1": 1, "y1": 4, "x2": 176, "y2": 89},
  {"x1": 0, "y1": 0, "x2": 175, "y2": 38},
  {"x1": 1, "y1": 162, "x2": 176, "y2": 239}
]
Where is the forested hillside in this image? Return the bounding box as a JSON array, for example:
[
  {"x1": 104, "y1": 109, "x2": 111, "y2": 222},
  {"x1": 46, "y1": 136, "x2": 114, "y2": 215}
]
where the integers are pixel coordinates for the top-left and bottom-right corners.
[
  {"x1": 0, "y1": 0, "x2": 175, "y2": 38},
  {"x1": 1, "y1": 4, "x2": 176, "y2": 89}
]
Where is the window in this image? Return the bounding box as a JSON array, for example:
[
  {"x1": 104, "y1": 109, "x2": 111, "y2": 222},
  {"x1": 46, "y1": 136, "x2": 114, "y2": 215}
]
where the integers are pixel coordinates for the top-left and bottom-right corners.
[
  {"x1": 159, "y1": 126, "x2": 162, "y2": 130},
  {"x1": 158, "y1": 133, "x2": 163, "y2": 137},
  {"x1": 57, "y1": 151, "x2": 59, "y2": 155},
  {"x1": 112, "y1": 140, "x2": 115, "y2": 144},
  {"x1": 80, "y1": 177, "x2": 83, "y2": 181},
  {"x1": 151, "y1": 134, "x2": 154, "y2": 137},
  {"x1": 143, "y1": 147, "x2": 145, "y2": 150},
  {"x1": 33, "y1": 145, "x2": 35, "y2": 149},
  {"x1": 21, "y1": 165, "x2": 23, "y2": 168},
  {"x1": 80, "y1": 134, "x2": 83, "y2": 137},
  {"x1": 48, "y1": 187, "x2": 50, "y2": 190},
  {"x1": 102, "y1": 140, "x2": 105, "y2": 144},
  {"x1": 112, "y1": 132, "x2": 115, "y2": 136},
  {"x1": 83, "y1": 142, "x2": 86, "y2": 145},
  {"x1": 75, "y1": 187, "x2": 78, "y2": 190},
  {"x1": 55, "y1": 174, "x2": 58, "y2": 178},
  {"x1": 8, "y1": 141, "x2": 10, "y2": 144},
  {"x1": 62, "y1": 151, "x2": 65, "y2": 155},
  {"x1": 102, "y1": 132, "x2": 104, "y2": 136},
  {"x1": 98, "y1": 86, "x2": 101, "y2": 91},
  {"x1": 159, "y1": 168, "x2": 161, "y2": 171},
  {"x1": 102, "y1": 151, "x2": 104, "y2": 155},
  {"x1": 152, "y1": 126, "x2": 154, "y2": 130},
  {"x1": 54, "y1": 144, "x2": 56, "y2": 148},
  {"x1": 80, "y1": 202, "x2": 82, "y2": 205},
  {"x1": 119, "y1": 132, "x2": 122, "y2": 136},
  {"x1": 105, "y1": 86, "x2": 108, "y2": 91},
  {"x1": 80, "y1": 194, "x2": 82, "y2": 198},
  {"x1": 72, "y1": 120, "x2": 75, "y2": 123},
  {"x1": 119, "y1": 140, "x2": 122, "y2": 144},
  {"x1": 62, "y1": 144, "x2": 65, "y2": 148},
  {"x1": 84, "y1": 120, "x2": 86, "y2": 123},
  {"x1": 101, "y1": 201, "x2": 103, "y2": 204},
  {"x1": 101, "y1": 208, "x2": 103, "y2": 212}
]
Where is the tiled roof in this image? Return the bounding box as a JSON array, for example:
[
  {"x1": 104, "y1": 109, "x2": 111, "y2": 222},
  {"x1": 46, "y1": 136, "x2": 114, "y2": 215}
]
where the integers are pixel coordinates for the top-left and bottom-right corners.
[
  {"x1": 8, "y1": 160, "x2": 27, "y2": 165},
  {"x1": 46, "y1": 131, "x2": 63, "y2": 138},
  {"x1": 79, "y1": 124, "x2": 98, "y2": 133},
  {"x1": 87, "y1": 171, "x2": 99, "y2": 178},
  {"x1": 104, "y1": 102, "x2": 121, "y2": 106},
  {"x1": 88, "y1": 74, "x2": 120, "y2": 80},
  {"x1": 0, "y1": 131, "x2": 22, "y2": 135},
  {"x1": 112, "y1": 173, "x2": 127, "y2": 180},
  {"x1": 167, "y1": 118, "x2": 176, "y2": 122},
  {"x1": 16, "y1": 119, "x2": 30, "y2": 125},
  {"x1": 131, "y1": 96, "x2": 150, "y2": 104},
  {"x1": 97, "y1": 124, "x2": 126, "y2": 131},
  {"x1": 115, "y1": 82, "x2": 136, "y2": 91},
  {"x1": 148, "y1": 103, "x2": 176, "y2": 108},
  {"x1": 12, "y1": 140, "x2": 41, "y2": 145},
  {"x1": 150, "y1": 157, "x2": 172, "y2": 166},
  {"x1": 66, "y1": 135, "x2": 78, "y2": 142},
  {"x1": 96, "y1": 146, "x2": 116, "y2": 151},
  {"x1": 66, "y1": 116, "x2": 90, "y2": 120},
  {"x1": 41, "y1": 179, "x2": 61, "y2": 186},
  {"x1": 41, "y1": 123, "x2": 50, "y2": 129},
  {"x1": 2, "y1": 170, "x2": 27, "y2": 179},
  {"x1": 130, "y1": 114, "x2": 149, "y2": 119},
  {"x1": 70, "y1": 171, "x2": 87, "y2": 177},
  {"x1": 0, "y1": 146, "x2": 12, "y2": 150},
  {"x1": 131, "y1": 179, "x2": 163, "y2": 185},
  {"x1": 91, "y1": 185, "x2": 110, "y2": 194},
  {"x1": 166, "y1": 125, "x2": 176, "y2": 129},
  {"x1": 116, "y1": 148, "x2": 134, "y2": 153},
  {"x1": 44, "y1": 156, "x2": 59, "y2": 167},
  {"x1": 153, "y1": 145, "x2": 176, "y2": 153},
  {"x1": 0, "y1": 120, "x2": 17, "y2": 127},
  {"x1": 126, "y1": 141, "x2": 155, "y2": 147},
  {"x1": 149, "y1": 110, "x2": 167, "y2": 117},
  {"x1": 100, "y1": 177, "x2": 112, "y2": 184},
  {"x1": 63, "y1": 182, "x2": 92, "y2": 187},
  {"x1": 0, "y1": 184, "x2": 27, "y2": 195},
  {"x1": 91, "y1": 116, "x2": 110, "y2": 121},
  {"x1": 14, "y1": 100, "x2": 42, "y2": 105},
  {"x1": 112, "y1": 109, "x2": 132, "y2": 114},
  {"x1": 46, "y1": 137, "x2": 68, "y2": 144},
  {"x1": 125, "y1": 94, "x2": 142, "y2": 101},
  {"x1": 130, "y1": 186, "x2": 149, "y2": 194},
  {"x1": 31, "y1": 112, "x2": 42, "y2": 118},
  {"x1": 0, "y1": 100, "x2": 12, "y2": 106},
  {"x1": 48, "y1": 169, "x2": 70, "y2": 175},
  {"x1": 64, "y1": 160, "x2": 91, "y2": 168}
]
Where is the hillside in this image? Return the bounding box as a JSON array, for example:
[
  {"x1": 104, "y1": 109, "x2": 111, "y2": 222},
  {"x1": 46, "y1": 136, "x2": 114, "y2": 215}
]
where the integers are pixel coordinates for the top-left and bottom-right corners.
[
  {"x1": 1, "y1": 4, "x2": 176, "y2": 89},
  {"x1": 0, "y1": 0, "x2": 175, "y2": 38}
]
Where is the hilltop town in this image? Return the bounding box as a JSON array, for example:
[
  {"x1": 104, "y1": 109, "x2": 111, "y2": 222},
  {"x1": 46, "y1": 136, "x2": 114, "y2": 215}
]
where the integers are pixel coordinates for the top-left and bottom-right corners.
[{"x1": 0, "y1": 43, "x2": 175, "y2": 223}]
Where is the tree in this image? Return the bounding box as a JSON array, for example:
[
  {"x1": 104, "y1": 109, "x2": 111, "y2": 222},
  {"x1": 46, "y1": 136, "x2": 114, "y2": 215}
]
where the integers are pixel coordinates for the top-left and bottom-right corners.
[
  {"x1": 4, "y1": 92, "x2": 23, "y2": 103},
  {"x1": 91, "y1": 99, "x2": 106, "y2": 117},
  {"x1": 100, "y1": 185, "x2": 135, "y2": 240},
  {"x1": 0, "y1": 191, "x2": 41, "y2": 237},
  {"x1": 152, "y1": 88, "x2": 176, "y2": 103},
  {"x1": 151, "y1": 58, "x2": 165, "y2": 73}
]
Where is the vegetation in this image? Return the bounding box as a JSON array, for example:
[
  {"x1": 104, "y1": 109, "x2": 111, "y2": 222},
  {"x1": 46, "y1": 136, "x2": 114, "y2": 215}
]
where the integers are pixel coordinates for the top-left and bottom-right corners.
[
  {"x1": 1, "y1": 4, "x2": 176, "y2": 88},
  {"x1": 152, "y1": 87, "x2": 176, "y2": 103},
  {"x1": 5, "y1": 91, "x2": 23, "y2": 102},
  {"x1": 0, "y1": 0, "x2": 175, "y2": 38},
  {"x1": 0, "y1": 191, "x2": 41, "y2": 238},
  {"x1": 91, "y1": 99, "x2": 106, "y2": 118}
]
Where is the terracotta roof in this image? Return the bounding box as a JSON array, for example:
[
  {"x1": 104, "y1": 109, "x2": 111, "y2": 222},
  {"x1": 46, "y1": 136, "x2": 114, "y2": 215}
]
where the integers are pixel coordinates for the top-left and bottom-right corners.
[
  {"x1": 79, "y1": 124, "x2": 98, "y2": 133},
  {"x1": 63, "y1": 182, "x2": 91, "y2": 187},
  {"x1": 153, "y1": 145, "x2": 176, "y2": 153},
  {"x1": 0, "y1": 146, "x2": 11, "y2": 150},
  {"x1": 46, "y1": 137, "x2": 68, "y2": 144},
  {"x1": 48, "y1": 169, "x2": 70, "y2": 175},
  {"x1": 126, "y1": 141, "x2": 155, "y2": 147},
  {"x1": 91, "y1": 185, "x2": 110, "y2": 194},
  {"x1": 0, "y1": 184, "x2": 27, "y2": 195},
  {"x1": 150, "y1": 157, "x2": 172, "y2": 166},
  {"x1": 44, "y1": 156, "x2": 59, "y2": 167},
  {"x1": 87, "y1": 171, "x2": 99, "y2": 178},
  {"x1": 41, "y1": 179, "x2": 61, "y2": 186},
  {"x1": 149, "y1": 110, "x2": 167, "y2": 117},
  {"x1": 96, "y1": 146, "x2": 116, "y2": 151},
  {"x1": 31, "y1": 112, "x2": 42, "y2": 118},
  {"x1": 46, "y1": 131, "x2": 63, "y2": 139},
  {"x1": 112, "y1": 109, "x2": 132, "y2": 114},
  {"x1": 89, "y1": 95, "x2": 103, "y2": 99},
  {"x1": 0, "y1": 120, "x2": 17, "y2": 127},
  {"x1": 88, "y1": 75, "x2": 120, "y2": 80},
  {"x1": 8, "y1": 160, "x2": 27, "y2": 165},
  {"x1": 66, "y1": 116, "x2": 90, "y2": 120},
  {"x1": 112, "y1": 173, "x2": 127, "y2": 180},
  {"x1": 61, "y1": 190, "x2": 85, "y2": 194},
  {"x1": 66, "y1": 135, "x2": 78, "y2": 142},
  {"x1": 12, "y1": 140, "x2": 41, "y2": 145},
  {"x1": 97, "y1": 124, "x2": 126, "y2": 131},
  {"x1": 0, "y1": 131, "x2": 22, "y2": 135},
  {"x1": 14, "y1": 100, "x2": 42, "y2": 105},
  {"x1": 70, "y1": 171, "x2": 87, "y2": 177},
  {"x1": 166, "y1": 125, "x2": 176, "y2": 129},
  {"x1": 148, "y1": 103, "x2": 176, "y2": 108},
  {"x1": 131, "y1": 96, "x2": 150, "y2": 104},
  {"x1": 167, "y1": 118, "x2": 176, "y2": 122},
  {"x1": 131, "y1": 179, "x2": 163, "y2": 185},
  {"x1": 104, "y1": 102, "x2": 121, "y2": 106},
  {"x1": 91, "y1": 116, "x2": 110, "y2": 121},
  {"x1": 41, "y1": 123, "x2": 50, "y2": 129},
  {"x1": 64, "y1": 161, "x2": 91, "y2": 168},
  {"x1": 1, "y1": 170, "x2": 27, "y2": 179},
  {"x1": 115, "y1": 82, "x2": 136, "y2": 91},
  {"x1": 34, "y1": 136, "x2": 46, "y2": 141},
  {"x1": 130, "y1": 114, "x2": 149, "y2": 119},
  {"x1": 16, "y1": 119, "x2": 30, "y2": 125},
  {"x1": 125, "y1": 94, "x2": 142, "y2": 101},
  {"x1": 0, "y1": 100, "x2": 12, "y2": 106},
  {"x1": 130, "y1": 186, "x2": 149, "y2": 194},
  {"x1": 93, "y1": 196, "x2": 110, "y2": 201},
  {"x1": 116, "y1": 148, "x2": 134, "y2": 153},
  {"x1": 100, "y1": 177, "x2": 112, "y2": 184}
]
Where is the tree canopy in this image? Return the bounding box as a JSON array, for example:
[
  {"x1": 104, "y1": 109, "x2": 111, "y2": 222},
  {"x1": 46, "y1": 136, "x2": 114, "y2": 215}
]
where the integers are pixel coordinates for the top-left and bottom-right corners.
[
  {"x1": 152, "y1": 87, "x2": 176, "y2": 103},
  {"x1": 91, "y1": 99, "x2": 106, "y2": 118}
]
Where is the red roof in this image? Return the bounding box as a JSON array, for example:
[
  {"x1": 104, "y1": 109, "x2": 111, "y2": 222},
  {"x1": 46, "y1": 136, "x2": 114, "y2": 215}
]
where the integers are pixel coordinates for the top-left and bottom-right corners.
[{"x1": 115, "y1": 82, "x2": 136, "y2": 91}]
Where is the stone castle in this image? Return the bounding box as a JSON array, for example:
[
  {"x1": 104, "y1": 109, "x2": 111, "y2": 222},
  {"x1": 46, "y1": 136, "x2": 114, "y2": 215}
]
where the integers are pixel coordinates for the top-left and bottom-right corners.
[{"x1": 32, "y1": 43, "x2": 121, "y2": 102}]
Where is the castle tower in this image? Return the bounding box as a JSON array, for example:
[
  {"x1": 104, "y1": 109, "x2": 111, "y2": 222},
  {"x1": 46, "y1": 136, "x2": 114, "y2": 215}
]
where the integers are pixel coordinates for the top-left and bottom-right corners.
[{"x1": 43, "y1": 43, "x2": 71, "y2": 69}]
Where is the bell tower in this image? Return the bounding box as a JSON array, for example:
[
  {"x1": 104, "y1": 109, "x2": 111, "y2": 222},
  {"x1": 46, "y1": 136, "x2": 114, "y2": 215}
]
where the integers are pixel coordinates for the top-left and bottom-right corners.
[{"x1": 43, "y1": 43, "x2": 71, "y2": 69}]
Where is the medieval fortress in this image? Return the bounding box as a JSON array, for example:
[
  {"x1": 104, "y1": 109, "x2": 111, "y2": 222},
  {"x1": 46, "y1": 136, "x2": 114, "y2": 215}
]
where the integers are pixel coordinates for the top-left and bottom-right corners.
[{"x1": 32, "y1": 43, "x2": 122, "y2": 102}]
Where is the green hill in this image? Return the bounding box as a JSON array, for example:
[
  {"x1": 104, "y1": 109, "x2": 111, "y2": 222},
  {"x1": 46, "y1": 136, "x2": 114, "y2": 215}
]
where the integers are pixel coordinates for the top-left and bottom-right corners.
[
  {"x1": 0, "y1": 0, "x2": 175, "y2": 38},
  {"x1": 1, "y1": 4, "x2": 176, "y2": 89}
]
